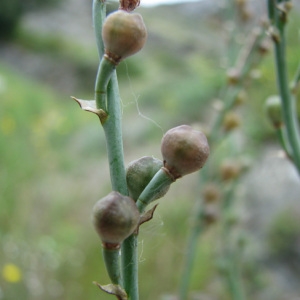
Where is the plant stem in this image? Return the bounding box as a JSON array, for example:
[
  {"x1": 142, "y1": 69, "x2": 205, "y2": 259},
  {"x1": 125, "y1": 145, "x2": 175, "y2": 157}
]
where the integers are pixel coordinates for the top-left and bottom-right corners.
[
  {"x1": 179, "y1": 207, "x2": 204, "y2": 300},
  {"x1": 102, "y1": 73, "x2": 128, "y2": 195},
  {"x1": 93, "y1": 2, "x2": 134, "y2": 297},
  {"x1": 276, "y1": 126, "x2": 292, "y2": 158},
  {"x1": 224, "y1": 260, "x2": 245, "y2": 300},
  {"x1": 121, "y1": 235, "x2": 139, "y2": 300},
  {"x1": 268, "y1": 0, "x2": 300, "y2": 173},
  {"x1": 100, "y1": 70, "x2": 139, "y2": 299},
  {"x1": 93, "y1": 0, "x2": 106, "y2": 59},
  {"x1": 121, "y1": 168, "x2": 174, "y2": 299},
  {"x1": 221, "y1": 181, "x2": 245, "y2": 300},
  {"x1": 136, "y1": 168, "x2": 174, "y2": 213},
  {"x1": 103, "y1": 247, "x2": 122, "y2": 285},
  {"x1": 95, "y1": 58, "x2": 116, "y2": 110}
]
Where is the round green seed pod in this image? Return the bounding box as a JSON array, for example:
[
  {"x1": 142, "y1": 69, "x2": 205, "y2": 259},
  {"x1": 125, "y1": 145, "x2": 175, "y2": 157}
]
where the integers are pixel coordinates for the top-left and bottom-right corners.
[
  {"x1": 126, "y1": 156, "x2": 170, "y2": 201},
  {"x1": 161, "y1": 125, "x2": 210, "y2": 179},
  {"x1": 265, "y1": 95, "x2": 283, "y2": 128},
  {"x1": 102, "y1": 10, "x2": 147, "y2": 64},
  {"x1": 92, "y1": 191, "x2": 140, "y2": 246}
]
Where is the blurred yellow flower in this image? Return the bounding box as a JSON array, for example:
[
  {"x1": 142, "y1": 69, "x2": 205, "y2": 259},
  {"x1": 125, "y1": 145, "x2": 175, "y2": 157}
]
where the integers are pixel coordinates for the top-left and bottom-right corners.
[{"x1": 2, "y1": 264, "x2": 22, "y2": 283}]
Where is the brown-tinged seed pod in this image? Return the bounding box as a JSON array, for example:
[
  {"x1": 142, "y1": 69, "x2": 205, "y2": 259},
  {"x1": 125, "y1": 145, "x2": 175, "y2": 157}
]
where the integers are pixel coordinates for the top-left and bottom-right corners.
[
  {"x1": 258, "y1": 38, "x2": 272, "y2": 55},
  {"x1": 226, "y1": 68, "x2": 241, "y2": 85},
  {"x1": 119, "y1": 0, "x2": 140, "y2": 12},
  {"x1": 234, "y1": 89, "x2": 247, "y2": 106},
  {"x1": 220, "y1": 160, "x2": 241, "y2": 181},
  {"x1": 223, "y1": 111, "x2": 241, "y2": 132},
  {"x1": 161, "y1": 125, "x2": 210, "y2": 179},
  {"x1": 102, "y1": 10, "x2": 147, "y2": 65},
  {"x1": 92, "y1": 191, "x2": 140, "y2": 246},
  {"x1": 203, "y1": 183, "x2": 221, "y2": 203},
  {"x1": 126, "y1": 156, "x2": 170, "y2": 201},
  {"x1": 202, "y1": 203, "x2": 219, "y2": 226}
]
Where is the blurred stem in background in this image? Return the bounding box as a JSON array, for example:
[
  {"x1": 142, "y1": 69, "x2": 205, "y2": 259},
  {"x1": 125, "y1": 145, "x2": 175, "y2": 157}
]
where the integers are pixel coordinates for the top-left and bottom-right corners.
[
  {"x1": 267, "y1": 0, "x2": 300, "y2": 174},
  {"x1": 178, "y1": 1, "x2": 268, "y2": 298}
]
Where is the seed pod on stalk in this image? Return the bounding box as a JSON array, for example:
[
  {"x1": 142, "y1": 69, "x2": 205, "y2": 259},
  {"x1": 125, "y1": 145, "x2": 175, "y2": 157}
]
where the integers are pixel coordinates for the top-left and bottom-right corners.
[
  {"x1": 102, "y1": 10, "x2": 147, "y2": 65},
  {"x1": 161, "y1": 125, "x2": 210, "y2": 179},
  {"x1": 92, "y1": 191, "x2": 140, "y2": 248},
  {"x1": 126, "y1": 156, "x2": 170, "y2": 201}
]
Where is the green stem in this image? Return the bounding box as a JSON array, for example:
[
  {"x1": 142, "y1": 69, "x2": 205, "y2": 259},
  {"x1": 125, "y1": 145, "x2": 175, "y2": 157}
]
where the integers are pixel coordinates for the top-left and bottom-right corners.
[
  {"x1": 121, "y1": 235, "x2": 139, "y2": 300},
  {"x1": 269, "y1": 0, "x2": 300, "y2": 174},
  {"x1": 121, "y1": 168, "x2": 174, "y2": 300},
  {"x1": 102, "y1": 72, "x2": 128, "y2": 195},
  {"x1": 221, "y1": 183, "x2": 245, "y2": 300},
  {"x1": 225, "y1": 261, "x2": 245, "y2": 300},
  {"x1": 95, "y1": 57, "x2": 116, "y2": 111},
  {"x1": 93, "y1": 2, "x2": 132, "y2": 297},
  {"x1": 276, "y1": 126, "x2": 292, "y2": 158},
  {"x1": 136, "y1": 168, "x2": 174, "y2": 213},
  {"x1": 179, "y1": 209, "x2": 204, "y2": 300},
  {"x1": 93, "y1": 0, "x2": 106, "y2": 59},
  {"x1": 103, "y1": 247, "x2": 122, "y2": 285}
]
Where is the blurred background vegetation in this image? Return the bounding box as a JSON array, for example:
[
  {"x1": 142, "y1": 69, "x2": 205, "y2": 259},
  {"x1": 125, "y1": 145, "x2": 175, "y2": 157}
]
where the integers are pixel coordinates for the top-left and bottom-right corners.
[{"x1": 1, "y1": 0, "x2": 300, "y2": 299}]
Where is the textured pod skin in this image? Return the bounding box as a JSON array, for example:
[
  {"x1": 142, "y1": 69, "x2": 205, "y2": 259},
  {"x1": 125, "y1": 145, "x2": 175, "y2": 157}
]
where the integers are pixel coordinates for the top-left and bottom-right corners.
[
  {"x1": 102, "y1": 10, "x2": 147, "y2": 64},
  {"x1": 92, "y1": 192, "x2": 140, "y2": 245},
  {"x1": 126, "y1": 156, "x2": 170, "y2": 201},
  {"x1": 161, "y1": 125, "x2": 210, "y2": 179}
]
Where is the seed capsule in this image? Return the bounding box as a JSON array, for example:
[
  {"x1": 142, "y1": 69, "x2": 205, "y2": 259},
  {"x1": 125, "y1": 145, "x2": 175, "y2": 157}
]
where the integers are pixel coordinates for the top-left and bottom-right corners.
[
  {"x1": 102, "y1": 10, "x2": 147, "y2": 65},
  {"x1": 126, "y1": 156, "x2": 170, "y2": 201},
  {"x1": 223, "y1": 111, "x2": 241, "y2": 132},
  {"x1": 161, "y1": 125, "x2": 210, "y2": 179},
  {"x1": 220, "y1": 160, "x2": 241, "y2": 181},
  {"x1": 92, "y1": 192, "x2": 140, "y2": 246}
]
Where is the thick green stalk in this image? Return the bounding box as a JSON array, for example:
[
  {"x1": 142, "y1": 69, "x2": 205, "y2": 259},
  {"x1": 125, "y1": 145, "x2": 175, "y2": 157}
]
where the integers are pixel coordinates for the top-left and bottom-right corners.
[
  {"x1": 121, "y1": 235, "x2": 139, "y2": 300},
  {"x1": 268, "y1": 0, "x2": 300, "y2": 173},
  {"x1": 102, "y1": 73, "x2": 128, "y2": 195},
  {"x1": 95, "y1": 58, "x2": 116, "y2": 110},
  {"x1": 105, "y1": 73, "x2": 141, "y2": 300},
  {"x1": 93, "y1": 2, "x2": 131, "y2": 297},
  {"x1": 136, "y1": 168, "x2": 174, "y2": 212},
  {"x1": 121, "y1": 168, "x2": 173, "y2": 300},
  {"x1": 103, "y1": 247, "x2": 122, "y2": 285}
]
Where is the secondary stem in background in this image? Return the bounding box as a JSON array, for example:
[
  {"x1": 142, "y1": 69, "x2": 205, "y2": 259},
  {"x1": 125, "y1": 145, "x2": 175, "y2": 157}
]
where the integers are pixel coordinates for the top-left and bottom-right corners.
[{"x1": 268, "y1": 0, "x2": 300, "y2": 173}]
